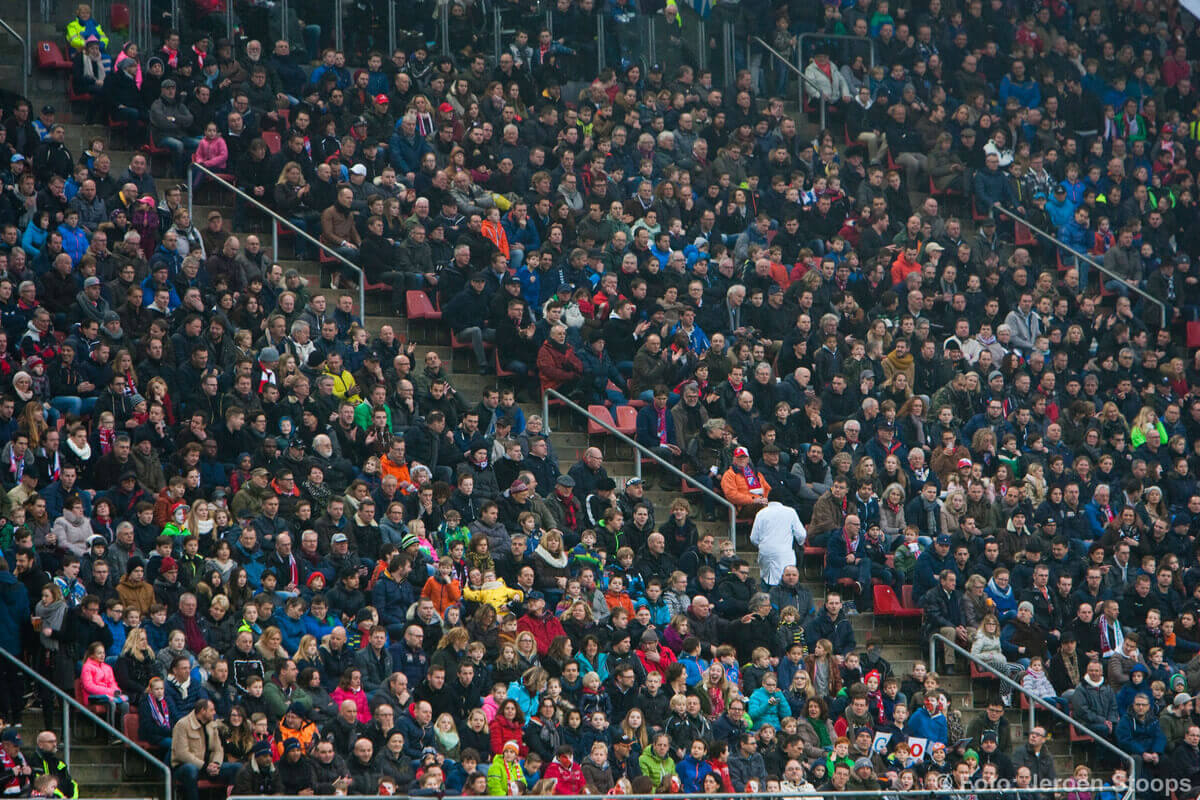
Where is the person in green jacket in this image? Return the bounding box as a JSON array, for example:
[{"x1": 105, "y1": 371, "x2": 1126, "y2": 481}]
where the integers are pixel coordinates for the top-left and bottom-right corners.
[
  {"x1": 486, "y1": 741, "x2": 527, "y2": 795},
  {"x1": 638, "y1": 732, "x2": 677, "y2": 789}
]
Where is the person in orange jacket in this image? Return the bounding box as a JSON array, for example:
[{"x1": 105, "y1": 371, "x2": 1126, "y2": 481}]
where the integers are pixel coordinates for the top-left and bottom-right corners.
[
  {"x1": 720, "y1": 446, "x2": 770, "y2": 511},
  {"x1": 421, "y1": 555, "x2": 463, "y2": 613},
  {"x1": 889, "y1": 242, "x2": 922, "y2": 286}
]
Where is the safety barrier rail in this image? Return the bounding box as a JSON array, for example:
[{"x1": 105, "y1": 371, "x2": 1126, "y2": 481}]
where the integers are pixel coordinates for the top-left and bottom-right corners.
[
  {"x1": 187, "y1": 163, "x2": 366, "y2": 317},
  {"x1": 232, "y1": 789, "x2": 1126, "y2": 800},
  {"x1": 0, "y1": 646, "x2": 171, "y2": 800},
  {"x1": 542, "y1": 388, "x2": 738, "y2": 547},
  {"x1": 752, "y1": 36, "x2": 827, "y2": 130},
  {"x1": 2, "y1": 13, "x2": 27, "y2": 99},
  {"x1": 990, "y1": 204, "x2": 1168, "y2": 328},
  {"x1": 929, "y1": 633, "x2": 1136, "y2": 800}
]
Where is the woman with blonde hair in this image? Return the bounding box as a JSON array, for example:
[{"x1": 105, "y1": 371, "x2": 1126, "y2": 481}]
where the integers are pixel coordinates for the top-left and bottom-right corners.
[
  {"x1": 185, "y1": 502, "x2": 216, "y2": 543},
  {"x1": 960, "y1": 574, "x2": 990, "y2": 631},
  {"x1": 255, "y1": 627, "x2": 290, "y2": 675},
  {"x1": 515, "y1": 631, "x2": 541, "y2": 671},
  {"x1": 698, "y1": 661, "x2": 736, "y2": 721},
  {"x1": 434, "y1": 712, "x2": 462, "y2": 759},
  {"x1": 112, "y1": 348, "x2": 140, "y2": 397},
  {"x1": 144, "y1": 376, "x2": 175, "y2": 425},
  {"x1": 897, "y1": 396, "x2": 927, "y2": 450},
  {"x1": 606, "y1": 707, "x2": 644, "y2": 759},
  {"x1": 852, "y1": 456, "x2": 881, "y2": 497},
  {"x1": 115, "y1": 626, "x2": 158, "y2": 703},
  {"x1": 969, "y1": 613, "x2": 1024, "y2": 703},
  {"x1": 1130, "y1": 406, "x2": 1166, "y2": 449},
  {"x1": 432, "y1": 627, "x2": 472, "y2": 676},
  {"x1": 940, "y1": 488, "x2": 967, "y2": 538},
  {"x1": 16, "y1": 398, "x2": 48, "y2": 450},
  {"x1": 880, "y1": 483, "x2": 907, "y2": 539},
  {"x1": 784, "y1": 668, "x2": 817, "y2": 717}
]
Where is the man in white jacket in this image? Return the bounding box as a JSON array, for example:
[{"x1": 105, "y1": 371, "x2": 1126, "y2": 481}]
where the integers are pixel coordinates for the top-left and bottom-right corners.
[
  {"x1": 750, "y1": 499, "x2": 807, "y2": 587},
  {"x1": 803, "y1": 51, "x2": 852, "y2": 115}
]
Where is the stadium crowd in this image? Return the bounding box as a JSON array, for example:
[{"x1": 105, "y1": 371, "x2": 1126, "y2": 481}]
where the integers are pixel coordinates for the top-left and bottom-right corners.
[{"x1": 0, "y1": 0, "x2": 1199, "y2": 796}]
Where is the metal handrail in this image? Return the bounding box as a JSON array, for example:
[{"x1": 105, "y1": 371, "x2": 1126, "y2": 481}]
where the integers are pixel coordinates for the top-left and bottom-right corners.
[
  {"x1": 541, "y1": 388, "x2": 738, "y2": 547},
  {"x1": 752, "y1": 36, "x2": 827, "y2": 130},
  {"x1": 798, "y1": 32, "x2": 876, "y2": 70},
  {"x1": 0, "y1": 16, "x2": 27, "y2": 98},
  {"x1": 0, "y1": 647, "x2": 172, "y2": 800},
  {"x1": 187, "y1": 163, "x2": 366, "y2": 317},
  {"x1": 990, "y1": 205, "x2": 1168, "y2": 328},
  {"x1": 928, "y1": 633, "x2": 1136, "y2": 800}
]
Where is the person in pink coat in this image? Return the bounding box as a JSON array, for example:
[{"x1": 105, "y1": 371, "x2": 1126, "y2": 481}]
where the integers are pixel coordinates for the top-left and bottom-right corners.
[
  {"x1": 330, "y1": 668, "x2": 372, "y2": 723},
  {"x1": 191, "y1": 122, "x2": 229, "y2": 186},
  {"x1": 79, "y1": 641, "x2": 129, "y2": 725}
]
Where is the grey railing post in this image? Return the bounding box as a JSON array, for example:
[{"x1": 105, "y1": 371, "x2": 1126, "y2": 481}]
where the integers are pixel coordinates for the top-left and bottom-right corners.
[
  {"x1": 0, "y1": 13, "x2": 28, "y2": 100},
  {"x1": 189, "y1": 164, "x2": 367, "y2": 318},
  {"x1": 493, "y1": 7, "x2": 502, "y2": 63},
  {"x1": 334, "y1": 0, "x2": 344, "y2": 51},
  {"x1": 61, "y1": 700, "x2": 70, "y2": 765},
  {"x1": 228, "y1": 790, "x2": 1127, "y2": 800},
  {"x1": 387, "y1": 0, "x2": 396, "y2": 55},
  {"x1": 595, "y1": 14, "x2": 604, "y2": 73},
  {"x1": 439, "y1": 0, "x2": 449, "y2": 56},
  {"x1": 930, "y1": 634, "x2": 1136, "y2": 800},
  {"x1": 990, "y1": 204, "x2": 1168, "y2": 329},
  {"x1": 541, "y1": 389, "x2": 737, "y2": 546},
  {"x1": 0, "y1": 648, "x2": 171, "y2": 800}
]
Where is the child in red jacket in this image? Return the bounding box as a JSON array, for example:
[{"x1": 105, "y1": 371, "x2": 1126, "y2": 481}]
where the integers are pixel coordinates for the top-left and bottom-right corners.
[{"x1": 542, "y1": 746, "x2": 588, "y2": 795}]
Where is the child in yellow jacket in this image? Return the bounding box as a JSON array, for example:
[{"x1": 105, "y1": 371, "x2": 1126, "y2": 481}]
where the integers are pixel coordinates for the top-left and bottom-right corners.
[{"x1": 463, "y1": 570, "x2": 524, "y2": 611}]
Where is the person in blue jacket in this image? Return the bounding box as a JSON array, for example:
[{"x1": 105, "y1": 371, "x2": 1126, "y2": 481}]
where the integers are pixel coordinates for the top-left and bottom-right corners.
[
  {"x1": 905, "y1": 694, "x2": 949, "y2": 746},
  {"x1": 823, "y1": 515, "x2": 870, "y2": 611},
  {"x1": 746, "y1": 673, "x2": 788, "y2": 732},
  {"x1": 914, "y1": 535, "x2": 959, "y2": 600},
  {"x1": 675, "y1": 738, "x2": 713, "y2": 792},
  {"x1": 1114, "y1": 694, "x2": 1165, "y2": 778}
]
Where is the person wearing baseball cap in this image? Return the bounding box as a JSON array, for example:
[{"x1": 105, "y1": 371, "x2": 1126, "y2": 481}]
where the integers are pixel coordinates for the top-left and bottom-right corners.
[{"x1": 720, "y1": 446, "x2": 769, "y2": 511}]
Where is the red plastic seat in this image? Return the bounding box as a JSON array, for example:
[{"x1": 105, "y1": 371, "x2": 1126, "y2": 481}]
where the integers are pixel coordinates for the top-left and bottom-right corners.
[
  {"x1": 73, "y1": 678, "x2": 109, "y2": 717},
  {"x1": 613, "y1": 406, "x2": 637, "y2": 437},
  {"x1": 262, "y1": 131, "x2": 281, "y2": 154},
  {"x1": 1014, "y1": 221, "x2": 1035, "y2": 247},
  {"x1": 928, "y1": 174, "x2": 961, "y2": 198},
  {"x1": 586, "y1": 404, "x2": 615, "y2": 436},
  {"x1": 901, "y1": 584, "x2": 920, "y2": 609},
  {"x1": 1187, "y1": 321, "x2": 1200, "y2": 349},
  {"x1": 36, "y1": 40, "x2": 72, "y2": 71},
  {"x1": 970, "y1": 196, "x2": 990, "y2": 222},
  {"x1": 66, "y1": 74, "x2": 94, "y2": 103},
  {"x1": 494, "y1": 349, "x2": 516, "y2": 378},
  {"x1": 141, "y1": 129, "x2": 170, "y2": 156},
  {"x1": 969, "y1": 662, "x2": 999, "y2": 680},
  {"x1": 110, "y1": 2, "x2": 130, "y2": 30},
  {"x1": 873, "y1": 585, "x2": 922, "y2": 619},
  {"x1": 406, "y1": 290, "x2": 440, "y2": 321}
]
